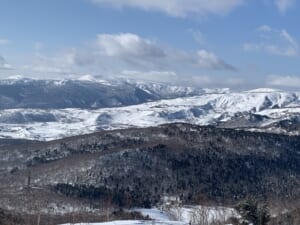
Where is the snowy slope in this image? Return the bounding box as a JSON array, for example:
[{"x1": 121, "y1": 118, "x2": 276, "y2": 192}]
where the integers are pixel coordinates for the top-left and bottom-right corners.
[
  {"x1": 61, "y1": 221, "x2": 186, "y2": 225},
  {"x1": 59, "y1": 206, "x2": 237, "y2": 225},
  {"x1": 1, "y1": 89, "x2": 300, "y2": 140}
]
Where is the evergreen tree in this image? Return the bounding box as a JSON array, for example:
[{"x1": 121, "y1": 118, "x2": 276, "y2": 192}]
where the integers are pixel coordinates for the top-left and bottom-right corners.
[{"x1": 236, "y1": 198, "x2": 270, "y2": 225}]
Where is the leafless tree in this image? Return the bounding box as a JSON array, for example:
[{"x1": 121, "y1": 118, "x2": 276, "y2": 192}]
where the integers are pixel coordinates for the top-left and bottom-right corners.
[
  {"x1": 191, "y1": 206, "x2": 210, "y2": 225},
  {"x1": 104, "y1": 196, "x2": 113, "y2": 222}
]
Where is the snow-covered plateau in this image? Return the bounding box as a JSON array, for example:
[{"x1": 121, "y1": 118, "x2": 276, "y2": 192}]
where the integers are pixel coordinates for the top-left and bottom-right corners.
[{"x1": 1, "y1": 88, "x2": 300, "y2": 140}]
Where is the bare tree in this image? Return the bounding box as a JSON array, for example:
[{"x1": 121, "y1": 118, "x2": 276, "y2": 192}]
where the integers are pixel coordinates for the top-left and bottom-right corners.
[
  {"x1": 104, "y1": 196, "x2": 113, "y2": 222},
  {"x1": 191, "y1": 206, "x2": 210, "y2": 225},
  {"x1": 172, "y1": 205, "x2": 183, "y2": 221},
  {"x1": 25, "y1": 169, "x2": 33, "y2": 189}
]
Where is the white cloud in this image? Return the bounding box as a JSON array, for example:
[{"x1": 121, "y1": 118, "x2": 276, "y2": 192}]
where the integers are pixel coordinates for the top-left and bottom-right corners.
[
  {"x1": 91, "y1": 0, "x2": 244, "y2": 17},
  {"x1": 95, "y1": 33, "x2": 236, "y2": 70},
  {"x1": 23, "y1": 50, "x2": 78, "y2": 75},
  {"x1": 267, "y1": 75, "x2": 300, "y2": 87},
  {"x1": 34, "y1": 42, "x2": 44, "y2": 52},
  {"x1": 0, "y1": 39, "x2": 11, "y2": 45},
  {"x1": 244, "y1": 25, "x2": 298, "y2": 57},
  {"x1": 281, "y1": 29, "x2": 298, "y2": 48},
  {"x1": 23, "y1": 33, "x2": 235, "y2": 78},
  {"x1": 188, "y1": 29, "x2": 205, "y2": 45},
  {"x1": 190, "y1": 75, "x2": 243, "y2": 87},
  {"x1": 0, "y1": 55, "x2": 12, "y2": 70},
  {"x1": 96, "y1": 33, "x2": 165, "y2": 58},
  {"x1": 23, "y1": 34, "x2": 164, "y2": 75},
  {"x1": 196, "y1": 50, "x2": 236, "y2": 71},
  {"x1": 23, "y1": 65, "x2": 68, "y2": 74},
  {"x1": 257, "y1": 25, "x2": 272, "y2": 32},
  {"x1": 121, "y1": 70, "x2": 177, "y2": 83},
  {"x1": 275, "y1": 0, "x2": 295, "y2": 14},
  {"x1": 121, "y1": 70, "x2": 243, "y2": 88}
]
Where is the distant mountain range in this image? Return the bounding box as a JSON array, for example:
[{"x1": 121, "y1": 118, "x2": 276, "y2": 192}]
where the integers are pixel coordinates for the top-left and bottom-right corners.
[
  {"x1": 1, "y1": 77, "x2": 300, "y2": 140},
  {"x1": 0, "y1": 76, "x2": 221, "y2": 109}
]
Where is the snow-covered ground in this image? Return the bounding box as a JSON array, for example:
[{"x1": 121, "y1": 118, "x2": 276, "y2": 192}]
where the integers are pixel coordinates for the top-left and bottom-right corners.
[
  {"x1": 1, "y1": 89, "x2": 300, "y2": 140},
  {"x1": 60, "y1": 206, "x2": 238, "y2": 225},
  {"x1": 61, "y1": 221, "x2": 185, "y2": 225},
  {"x1": 133, "y1": 208, "x2": 172, "y2": 221}
]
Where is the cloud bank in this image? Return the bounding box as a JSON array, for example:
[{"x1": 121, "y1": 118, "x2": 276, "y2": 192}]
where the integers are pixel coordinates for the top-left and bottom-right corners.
[
  {"x1": 22, "y1": 33, "x2": 236, "y2": 78},
  {"x1": 267, "y1": 75, "x2": 300, "y2": 88}
]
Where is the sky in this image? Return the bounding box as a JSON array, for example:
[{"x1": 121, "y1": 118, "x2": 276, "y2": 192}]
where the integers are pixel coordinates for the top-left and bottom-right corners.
[{"x1": 0, "y1": 0, "x2": 299, "y2": 89}]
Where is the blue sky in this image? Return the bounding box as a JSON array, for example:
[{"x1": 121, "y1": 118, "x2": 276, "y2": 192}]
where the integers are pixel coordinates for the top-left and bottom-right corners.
[{"x1": 0, "y1": 0, "x2": 299, "y2": 89}]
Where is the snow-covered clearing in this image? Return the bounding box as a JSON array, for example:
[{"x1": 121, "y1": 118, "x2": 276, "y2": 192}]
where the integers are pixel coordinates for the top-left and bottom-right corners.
[{"x1": 60, "y1": 206, "x2": 238, "y2": 225}]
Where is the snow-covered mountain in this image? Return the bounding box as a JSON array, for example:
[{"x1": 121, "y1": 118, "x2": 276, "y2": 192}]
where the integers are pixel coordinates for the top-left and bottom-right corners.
[
  {"x1": 0, "y1": 77, "x2": 223, "y2": 110},
  {"x1": 1, "y1": 85, "x2": 300, "y2": 140}
]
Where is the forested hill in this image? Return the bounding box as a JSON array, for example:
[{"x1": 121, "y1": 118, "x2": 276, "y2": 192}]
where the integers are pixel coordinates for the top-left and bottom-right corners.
[{"x1": 0, "y1": 123, "x2": 299, "y2": 211}]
